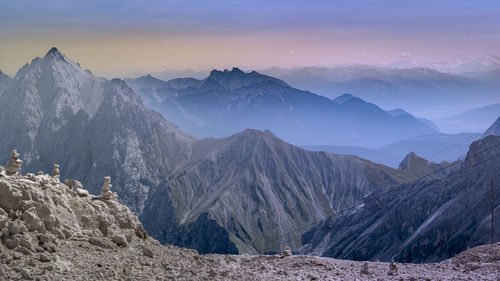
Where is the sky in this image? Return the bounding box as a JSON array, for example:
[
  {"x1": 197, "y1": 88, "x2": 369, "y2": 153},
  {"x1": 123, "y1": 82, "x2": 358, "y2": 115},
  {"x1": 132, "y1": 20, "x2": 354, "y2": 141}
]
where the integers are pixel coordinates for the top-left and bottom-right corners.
[{"x1": 1, "y1": 0, "x2": 500, "y2": 77}]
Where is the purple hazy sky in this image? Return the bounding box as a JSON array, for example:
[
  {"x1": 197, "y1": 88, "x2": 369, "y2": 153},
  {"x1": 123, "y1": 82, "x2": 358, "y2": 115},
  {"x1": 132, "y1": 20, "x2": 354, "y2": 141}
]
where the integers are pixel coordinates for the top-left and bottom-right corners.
[{"x1": 1, "y1": 0, "x2": 499, "y2": 76}]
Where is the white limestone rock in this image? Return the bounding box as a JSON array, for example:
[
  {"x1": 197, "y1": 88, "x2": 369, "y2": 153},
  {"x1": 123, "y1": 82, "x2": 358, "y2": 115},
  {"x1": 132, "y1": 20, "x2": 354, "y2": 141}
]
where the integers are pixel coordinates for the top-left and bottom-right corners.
[
  {"x1": 63, "y1": 179, "x2": 83, "y2": 190},
  {"x1": 75, "y1": 188, "x2": 89, "y2": 197}
]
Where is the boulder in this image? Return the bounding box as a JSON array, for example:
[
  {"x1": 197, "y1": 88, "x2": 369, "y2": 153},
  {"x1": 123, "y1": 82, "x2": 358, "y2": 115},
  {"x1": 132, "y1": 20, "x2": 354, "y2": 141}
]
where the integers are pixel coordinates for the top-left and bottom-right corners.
[
  {"x1": 7, "y1": 221, "x2": 27, "y2": 235},
  {"x1": 112, "y1": 235, "x2": 128, "y2": 247},
  {"x1": 22, "y1": 207, "x2": 43, "y2": 231},
  {"x1": 4, "y1": 238, "x2": 19, "y2": 249},
  {"x1": 88, "y1": 237, "x2": 114, "y2": 249},
  {"x1": 143, "y1": 247, "x2": 154, "y2": 257},
  {"x1": 75, "y1": 188, "x2": 89, "y2": 197}
]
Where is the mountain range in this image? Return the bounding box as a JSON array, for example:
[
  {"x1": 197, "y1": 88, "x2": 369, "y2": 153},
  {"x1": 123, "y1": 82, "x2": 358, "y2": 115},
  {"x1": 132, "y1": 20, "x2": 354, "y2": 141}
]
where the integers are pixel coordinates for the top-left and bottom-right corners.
[
  {"x1": 299, "y1": 129, "x2": 500, "y2": 262},
  {"x1": 2, "y1": 47, "x2": 498, "y2": 260},
  {"x1": 0, "y1": 48, "x2": 435, "y2": 255},
  {"x1": 126, "y1": 69, "x2": 437, "y2": 148},
  {"x1": 304, "y1": 131, "x2": 479, "y2": 168},
  {"x1": 259, "y1": 65, "x2": 500, "y2": 119},
  {"x1": 140, "y1": 129, "x2": 435, "y2": 254}
]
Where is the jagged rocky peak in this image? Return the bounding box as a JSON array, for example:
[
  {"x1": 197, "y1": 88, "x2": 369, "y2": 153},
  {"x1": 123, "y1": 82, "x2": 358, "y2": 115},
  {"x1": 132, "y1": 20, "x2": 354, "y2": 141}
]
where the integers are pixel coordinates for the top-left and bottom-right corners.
[
  {"x1": 44, "y1": 47, "x2": 66, "y2": 61},
  {"x1": 398, "y1": 152, "x2": 419, "y2": 170},
  {"x1": 207, "y1": 67, "x2": 287, "y2": 90},
  {"x1": 483, "y1": 117, "x2": 500, "y2": 137}
]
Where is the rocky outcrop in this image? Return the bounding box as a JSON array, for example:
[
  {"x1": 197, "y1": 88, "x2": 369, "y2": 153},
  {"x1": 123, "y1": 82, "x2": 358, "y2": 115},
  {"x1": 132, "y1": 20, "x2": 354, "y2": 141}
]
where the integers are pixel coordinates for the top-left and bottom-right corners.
[
  {"x1": 0, "y1": 160, "x2": 148, "y2": 259},
  {"x1": 398, "y1": 152, "x2": 455, "y2": 178},
  {"x1": 299, "y1": 135, "x2": 500, "y2": 262}
]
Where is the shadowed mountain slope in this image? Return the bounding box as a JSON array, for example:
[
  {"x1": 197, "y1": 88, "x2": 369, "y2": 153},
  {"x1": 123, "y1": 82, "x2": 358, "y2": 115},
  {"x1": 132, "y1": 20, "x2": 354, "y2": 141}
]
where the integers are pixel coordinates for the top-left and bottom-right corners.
[
  {"x1": 141, "y1": 129, "x2": 425, "y2": 253},
  {"x1": 299, "y1": 133, "x2": 500, "y2": 262}
]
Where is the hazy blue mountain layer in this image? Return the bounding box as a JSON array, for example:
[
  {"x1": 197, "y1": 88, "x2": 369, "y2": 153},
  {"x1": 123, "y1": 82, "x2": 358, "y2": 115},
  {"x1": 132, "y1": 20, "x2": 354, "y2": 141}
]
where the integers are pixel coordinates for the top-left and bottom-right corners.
[
  {"x1": 437, "y1": 103, "x2": 500, "y2": 133},
  {"x1": 260, "y1": 65, "x2": 499, "y2": 119},
  {"x1": 305, "y1": 132, "x2": 479, "y2": 168},
  {"x1": 126, "y1": 69, "x2": 436, "y2": 148}
]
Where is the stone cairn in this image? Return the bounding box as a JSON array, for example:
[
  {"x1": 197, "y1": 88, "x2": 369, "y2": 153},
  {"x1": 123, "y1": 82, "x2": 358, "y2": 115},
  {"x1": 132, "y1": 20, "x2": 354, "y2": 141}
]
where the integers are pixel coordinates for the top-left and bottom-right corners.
[
  {"x1": 0, "y1": 150, "x2": 91, "y2": 197},
  {"x1": 387, "y1": 260, "x2": 398, "y2": 276},
  {"x1": 53, "y1": 164, "x2": 60, "y2": 182},
  {"x1": 101, "y1": 176, "x2": 117, "y2": 200},
  {"x1": 5, "y1": 150, "x2": 22, "y2": 176},
  {"x1": 279, "y1": 246, "x2": 292, "y2": 258}
]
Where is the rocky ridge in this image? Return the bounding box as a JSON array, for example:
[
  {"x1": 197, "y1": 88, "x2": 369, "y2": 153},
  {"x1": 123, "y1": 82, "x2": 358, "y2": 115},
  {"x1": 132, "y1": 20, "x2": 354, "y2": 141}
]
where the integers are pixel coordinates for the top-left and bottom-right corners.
[
  {"x1": 141, "y1": 129, "x2": 422, "y2": 254},
  {"x1": 299, "y1": 134, "x2": 500, "y2": 262},
  {"x1": 0, "y1": 152, "x2": 499, "y2": 280}
]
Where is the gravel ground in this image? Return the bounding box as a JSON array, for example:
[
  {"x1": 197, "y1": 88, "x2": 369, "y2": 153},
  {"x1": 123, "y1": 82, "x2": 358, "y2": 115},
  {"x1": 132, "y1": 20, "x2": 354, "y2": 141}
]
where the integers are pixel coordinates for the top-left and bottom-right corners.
[{"x1": 1, "y1": 239, "x2": 499, "y2": 280}]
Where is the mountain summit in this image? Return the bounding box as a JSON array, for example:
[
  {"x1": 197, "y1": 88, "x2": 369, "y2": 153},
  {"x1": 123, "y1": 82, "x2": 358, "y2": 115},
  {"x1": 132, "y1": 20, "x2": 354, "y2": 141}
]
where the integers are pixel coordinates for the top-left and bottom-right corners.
[
  {"x1": 44, "y1": 47, "x2": 65, "y2": 60},
  {"x1": 0, "y1": 47, "x2": 194, "y2": 214},
  {"x1": 206, "y1": 67, "x2": 288, "y2": 91}
]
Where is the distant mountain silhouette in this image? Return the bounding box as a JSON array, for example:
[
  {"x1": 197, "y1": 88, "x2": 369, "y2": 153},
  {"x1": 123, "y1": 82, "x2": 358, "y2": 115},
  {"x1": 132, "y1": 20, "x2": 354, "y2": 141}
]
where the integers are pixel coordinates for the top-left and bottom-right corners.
[
  {"x1": 259, "y1": 65, "x2": 499, "y2": 119},
  {"x1": 127, "y1": 69, "x2": 436, "y2": 147}
]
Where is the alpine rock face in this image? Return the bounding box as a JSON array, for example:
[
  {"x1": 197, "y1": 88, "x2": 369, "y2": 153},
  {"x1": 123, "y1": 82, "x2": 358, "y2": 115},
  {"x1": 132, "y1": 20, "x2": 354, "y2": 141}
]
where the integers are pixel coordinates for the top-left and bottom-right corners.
[
  {"x1": 0, "y1": 48, "x2": 194, "y2": 214},
  {"x1": 299, "y1": 132, "x2": 500, "y2": 262},
  {"x1": 141, "y1": 129, "x2": 424, "y2": 254}
]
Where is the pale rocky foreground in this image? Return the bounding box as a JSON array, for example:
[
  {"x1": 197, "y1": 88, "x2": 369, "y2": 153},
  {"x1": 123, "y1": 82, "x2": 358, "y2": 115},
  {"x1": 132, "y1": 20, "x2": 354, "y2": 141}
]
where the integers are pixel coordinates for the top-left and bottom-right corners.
[{"x1": 0, "y1": 155, "x2": 499, "y2": 280}]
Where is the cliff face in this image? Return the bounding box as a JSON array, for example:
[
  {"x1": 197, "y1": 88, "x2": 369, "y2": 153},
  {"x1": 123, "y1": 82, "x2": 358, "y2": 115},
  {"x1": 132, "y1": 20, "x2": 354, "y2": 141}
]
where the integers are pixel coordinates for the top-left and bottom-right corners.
[{"x1": 300, "y1": 135, "x2": 500, "y2": 262}]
